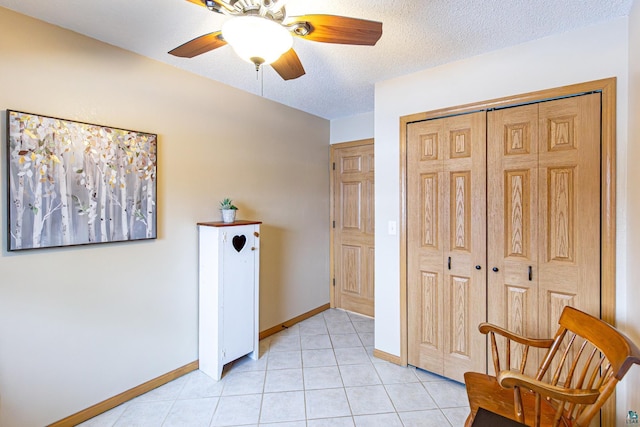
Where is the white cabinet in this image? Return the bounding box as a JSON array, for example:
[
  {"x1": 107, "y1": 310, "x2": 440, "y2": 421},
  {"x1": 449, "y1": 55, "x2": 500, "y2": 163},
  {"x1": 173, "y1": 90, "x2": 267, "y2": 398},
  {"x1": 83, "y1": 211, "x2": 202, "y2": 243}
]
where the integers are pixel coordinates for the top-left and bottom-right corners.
[{"x1": 198, "y1": 220, "x2": 261, "y2": 380}]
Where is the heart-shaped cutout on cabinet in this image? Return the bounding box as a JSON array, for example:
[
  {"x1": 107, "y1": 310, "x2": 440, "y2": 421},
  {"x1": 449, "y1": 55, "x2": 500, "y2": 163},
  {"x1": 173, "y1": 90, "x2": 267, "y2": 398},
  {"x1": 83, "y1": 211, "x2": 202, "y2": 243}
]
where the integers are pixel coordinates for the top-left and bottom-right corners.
[{"x1": 232, "y1": 235, "x2": 246, "y2": 252}]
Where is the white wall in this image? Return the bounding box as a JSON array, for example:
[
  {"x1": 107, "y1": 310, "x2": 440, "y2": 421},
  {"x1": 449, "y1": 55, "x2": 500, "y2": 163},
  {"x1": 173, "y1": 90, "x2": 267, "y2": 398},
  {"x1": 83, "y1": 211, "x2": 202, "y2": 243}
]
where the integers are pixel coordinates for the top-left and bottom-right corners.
[
  {"x1": 0, "y1": 8, "x2": 330, "y2": 427},
  {"x1": 625, "y1": 0, "x2": 640, "y2": 421},
  {"x1": 374, "y1": 15, "x2": 635, "y2": 417},
  {"x1": 330, "y1": 111, "x2": 374, "y2": 144}
]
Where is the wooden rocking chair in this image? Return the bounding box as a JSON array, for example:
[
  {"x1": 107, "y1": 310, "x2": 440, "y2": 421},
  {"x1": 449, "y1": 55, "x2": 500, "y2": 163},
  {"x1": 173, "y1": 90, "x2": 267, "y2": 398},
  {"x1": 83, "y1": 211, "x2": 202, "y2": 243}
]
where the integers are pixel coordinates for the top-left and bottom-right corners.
[{"x1": 464, "y1": 306, "x2": 640, "y2": 427}]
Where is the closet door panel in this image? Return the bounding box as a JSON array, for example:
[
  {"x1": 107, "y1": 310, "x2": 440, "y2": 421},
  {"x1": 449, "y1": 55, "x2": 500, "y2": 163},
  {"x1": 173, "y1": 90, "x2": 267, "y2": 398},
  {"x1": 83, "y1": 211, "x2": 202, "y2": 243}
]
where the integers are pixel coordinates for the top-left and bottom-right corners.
[
  {"x1": 442, "y1": 113, "x2": 487, "y2": 382},
  {"x1": 487, "y1": 105, "x2": 540, "y2": 374},
  {"x1": 407, "y1": 119, "x2": 446, "y2": 373},
  {"x1": 537, "y1": 94, "x2": 601, "y2": 338},
  {"x1": 407, "y1": 112, "x2": 486, "y2": 381}
]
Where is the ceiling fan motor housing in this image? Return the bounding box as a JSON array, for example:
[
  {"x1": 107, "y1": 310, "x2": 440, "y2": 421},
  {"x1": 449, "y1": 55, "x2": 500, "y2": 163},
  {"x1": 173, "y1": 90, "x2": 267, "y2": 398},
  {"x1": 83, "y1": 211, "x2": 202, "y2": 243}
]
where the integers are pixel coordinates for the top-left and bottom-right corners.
[{"x1": 208, "y1": 0, "x2": 286, "y2": 22}]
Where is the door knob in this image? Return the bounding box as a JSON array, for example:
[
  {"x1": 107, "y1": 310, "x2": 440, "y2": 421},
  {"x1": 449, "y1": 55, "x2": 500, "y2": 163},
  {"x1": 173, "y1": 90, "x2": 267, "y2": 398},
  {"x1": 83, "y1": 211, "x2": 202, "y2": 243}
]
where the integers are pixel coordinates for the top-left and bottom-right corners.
[
  {"x1": 492, "y1": 267, "x2": 499, "y2": 272},
  {"x1": 475, "y1": 265, "x2": 481, "y2": 270}
]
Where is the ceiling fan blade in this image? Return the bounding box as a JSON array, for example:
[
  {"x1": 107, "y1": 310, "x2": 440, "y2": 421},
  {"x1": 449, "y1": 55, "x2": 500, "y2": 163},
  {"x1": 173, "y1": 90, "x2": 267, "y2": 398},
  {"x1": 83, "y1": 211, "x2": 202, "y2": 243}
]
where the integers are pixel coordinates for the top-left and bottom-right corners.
[
  {"x1": 185, "y1": 0, "x2": 207, "y2": 7},
  {"x1": 271, "y1": 48, "x2": 305, "y2": 80},
  {"x1": 287, "y1": 14, "x2": 382, "y2": 46},
  {"x1": 168, "y1": 31, "x2": 227, "y2": 58}
]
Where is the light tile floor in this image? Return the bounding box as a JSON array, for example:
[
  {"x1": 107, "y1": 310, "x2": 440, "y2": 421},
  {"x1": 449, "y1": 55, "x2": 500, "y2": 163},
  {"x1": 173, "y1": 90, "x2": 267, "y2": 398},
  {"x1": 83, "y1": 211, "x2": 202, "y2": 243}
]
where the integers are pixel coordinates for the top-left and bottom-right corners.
[{"x1": 78, "y1": 309, "x2": 470, "y2": 427}]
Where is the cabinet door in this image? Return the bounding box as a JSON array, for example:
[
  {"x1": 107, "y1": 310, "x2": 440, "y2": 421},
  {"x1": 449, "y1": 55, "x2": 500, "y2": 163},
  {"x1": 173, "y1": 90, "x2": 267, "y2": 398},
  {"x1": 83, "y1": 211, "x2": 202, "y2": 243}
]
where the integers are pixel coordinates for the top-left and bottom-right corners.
[
  {"x1": 221, "y1": 225, "x2": 257, "y2": 363},
  {"x1": 407, "y1": 112, "x2": 487, "y2": 382}
]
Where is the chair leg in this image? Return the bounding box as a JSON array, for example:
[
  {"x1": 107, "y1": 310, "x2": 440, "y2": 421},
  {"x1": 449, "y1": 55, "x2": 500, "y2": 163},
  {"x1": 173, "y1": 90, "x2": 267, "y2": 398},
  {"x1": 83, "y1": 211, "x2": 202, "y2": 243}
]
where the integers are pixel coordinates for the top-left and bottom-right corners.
[{"x1": 464, "y1": 412, "x2": 475, "y2": 427}]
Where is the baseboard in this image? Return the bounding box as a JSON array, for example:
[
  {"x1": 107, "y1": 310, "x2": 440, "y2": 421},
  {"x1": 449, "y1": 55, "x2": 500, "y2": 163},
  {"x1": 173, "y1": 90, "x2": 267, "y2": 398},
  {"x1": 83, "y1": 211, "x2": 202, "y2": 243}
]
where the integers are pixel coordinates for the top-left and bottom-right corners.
[
  {"x1": 259, "y1": 303, "x2": 331, "y2": 340},
  {"x1": 48, "y1": 360, "x2": 199, "y2": 427},
  {"x1": 48, "y1": 304, "x2": 331, "y2": 426},
  {"x1": 373, "y1": 348, "x2": 404, "y2": 366}
]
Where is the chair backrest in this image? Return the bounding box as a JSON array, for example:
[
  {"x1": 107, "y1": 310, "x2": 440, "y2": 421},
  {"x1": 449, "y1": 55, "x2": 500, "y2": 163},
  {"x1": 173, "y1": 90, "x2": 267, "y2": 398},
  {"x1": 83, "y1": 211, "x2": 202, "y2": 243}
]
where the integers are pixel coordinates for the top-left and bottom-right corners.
[{"x1": 532, "y1": 306, "x2": 640, "y2": 426}]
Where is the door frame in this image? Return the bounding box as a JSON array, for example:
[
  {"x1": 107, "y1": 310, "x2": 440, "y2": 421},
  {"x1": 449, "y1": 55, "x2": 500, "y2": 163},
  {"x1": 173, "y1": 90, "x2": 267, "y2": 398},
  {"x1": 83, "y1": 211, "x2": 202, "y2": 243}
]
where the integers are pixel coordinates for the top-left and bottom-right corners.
[
  {"x1": 399, "y1": 78, "x2": 616, "y2": 423},
  {"x1": 330, "y1": 138, "x2": 375, "y2": 309}
]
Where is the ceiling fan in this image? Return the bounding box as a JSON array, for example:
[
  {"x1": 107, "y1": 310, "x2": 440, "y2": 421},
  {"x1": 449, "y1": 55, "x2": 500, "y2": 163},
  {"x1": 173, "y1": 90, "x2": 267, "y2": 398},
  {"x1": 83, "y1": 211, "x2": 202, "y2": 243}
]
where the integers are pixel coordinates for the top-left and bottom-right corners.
[{"x1": 168, "y1": 0, "x2": 383, "y2": 80}]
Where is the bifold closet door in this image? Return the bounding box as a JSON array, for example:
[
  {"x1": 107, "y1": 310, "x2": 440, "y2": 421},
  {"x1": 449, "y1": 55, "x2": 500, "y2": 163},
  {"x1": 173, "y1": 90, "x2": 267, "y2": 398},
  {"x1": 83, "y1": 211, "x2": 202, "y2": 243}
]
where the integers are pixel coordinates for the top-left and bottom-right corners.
[
  {"x1": 407, "y1": 111, "x2": 487, "y2": 383},
  {"x1": 407, "y1": 92, "x2": 602, "y2": 383},
  {"x1": 486, "y1": 104, "x2": 541, "y2": 375},
  {"x1": 487, "y1": 94, "x2": 601, "y2": 375}
]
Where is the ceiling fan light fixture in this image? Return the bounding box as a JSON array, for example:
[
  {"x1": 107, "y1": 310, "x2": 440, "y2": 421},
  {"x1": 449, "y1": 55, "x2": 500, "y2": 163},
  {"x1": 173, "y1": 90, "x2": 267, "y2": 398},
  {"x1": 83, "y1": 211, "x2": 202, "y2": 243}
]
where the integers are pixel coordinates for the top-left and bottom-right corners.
[{"x1": 222, "y1": 16, "x2": 293, "y2": 66}]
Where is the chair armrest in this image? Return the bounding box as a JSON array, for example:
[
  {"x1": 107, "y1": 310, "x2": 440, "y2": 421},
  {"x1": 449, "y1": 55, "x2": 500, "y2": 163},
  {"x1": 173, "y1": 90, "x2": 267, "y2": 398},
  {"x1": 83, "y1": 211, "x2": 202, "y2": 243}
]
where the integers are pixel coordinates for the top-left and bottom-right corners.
[
  {"x1": 479, "y1": 323, "x2": 554, "y2": 348},
  {"x1": 497, "y1": 371, "x2": 599, "y2": 405}
]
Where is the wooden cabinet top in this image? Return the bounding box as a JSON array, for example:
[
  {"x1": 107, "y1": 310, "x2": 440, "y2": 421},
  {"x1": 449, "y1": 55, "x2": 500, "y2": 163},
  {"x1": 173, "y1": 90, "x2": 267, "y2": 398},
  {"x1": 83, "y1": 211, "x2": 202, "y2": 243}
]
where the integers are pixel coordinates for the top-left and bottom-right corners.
[{"x1": 198, "y1": 220, "x2": 262, "y2": 228}]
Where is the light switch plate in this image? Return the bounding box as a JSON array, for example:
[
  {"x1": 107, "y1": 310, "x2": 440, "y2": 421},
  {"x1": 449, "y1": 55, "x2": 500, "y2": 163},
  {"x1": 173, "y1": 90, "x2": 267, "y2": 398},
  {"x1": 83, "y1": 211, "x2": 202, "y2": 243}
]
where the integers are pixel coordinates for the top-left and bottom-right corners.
[{"x1": 388, "y1": 220, "x2": 397, "y2": 235}]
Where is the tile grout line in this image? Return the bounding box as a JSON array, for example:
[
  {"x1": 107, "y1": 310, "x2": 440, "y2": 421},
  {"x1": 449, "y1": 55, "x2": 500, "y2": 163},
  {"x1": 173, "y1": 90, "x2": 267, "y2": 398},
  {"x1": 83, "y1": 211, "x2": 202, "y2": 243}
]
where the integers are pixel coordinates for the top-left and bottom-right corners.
[
  {"x1": 159, "y1": 375, "x2": 189, "y2": 427},
  {"x1": 80, "y1": 309, "x2": 470, "y2": 427}
]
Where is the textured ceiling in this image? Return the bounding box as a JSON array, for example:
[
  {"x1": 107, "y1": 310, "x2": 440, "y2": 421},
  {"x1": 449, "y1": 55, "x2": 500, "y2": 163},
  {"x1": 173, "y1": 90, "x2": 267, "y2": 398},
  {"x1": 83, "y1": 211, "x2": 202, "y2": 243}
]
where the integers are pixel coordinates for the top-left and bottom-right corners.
[{"x1": 0, "y1": 0, "x2": 633, "y2": 119}]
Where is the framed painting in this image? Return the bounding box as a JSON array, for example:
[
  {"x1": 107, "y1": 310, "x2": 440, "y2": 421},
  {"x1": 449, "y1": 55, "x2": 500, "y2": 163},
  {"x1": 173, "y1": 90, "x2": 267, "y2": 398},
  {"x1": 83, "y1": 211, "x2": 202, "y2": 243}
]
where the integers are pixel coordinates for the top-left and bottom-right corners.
[{"x1": 6, "y1": 110, "x2": 157, "y2": 251}]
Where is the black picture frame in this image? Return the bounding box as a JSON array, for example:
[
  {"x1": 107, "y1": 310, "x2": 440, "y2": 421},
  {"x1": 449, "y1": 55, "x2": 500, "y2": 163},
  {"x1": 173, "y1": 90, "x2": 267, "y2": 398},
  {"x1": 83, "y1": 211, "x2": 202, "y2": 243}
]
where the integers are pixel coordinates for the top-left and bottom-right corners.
[{"x1": 6, "y1": 110, "x2": 157, "y2": 251}]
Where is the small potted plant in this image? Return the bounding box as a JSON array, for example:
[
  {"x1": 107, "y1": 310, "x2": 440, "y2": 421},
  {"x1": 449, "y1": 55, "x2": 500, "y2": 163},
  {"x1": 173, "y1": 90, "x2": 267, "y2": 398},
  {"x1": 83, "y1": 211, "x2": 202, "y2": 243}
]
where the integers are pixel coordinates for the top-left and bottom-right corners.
[{"x1": 219, "y1": 197, "x2": 238, "y2": 223}]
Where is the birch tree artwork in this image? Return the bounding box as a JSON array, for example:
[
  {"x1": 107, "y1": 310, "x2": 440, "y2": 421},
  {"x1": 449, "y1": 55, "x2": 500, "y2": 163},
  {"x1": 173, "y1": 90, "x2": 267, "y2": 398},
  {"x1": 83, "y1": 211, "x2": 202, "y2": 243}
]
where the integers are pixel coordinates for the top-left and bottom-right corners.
[{"x1": 7, "y1": 110, "x2": 157, "y2": 251}]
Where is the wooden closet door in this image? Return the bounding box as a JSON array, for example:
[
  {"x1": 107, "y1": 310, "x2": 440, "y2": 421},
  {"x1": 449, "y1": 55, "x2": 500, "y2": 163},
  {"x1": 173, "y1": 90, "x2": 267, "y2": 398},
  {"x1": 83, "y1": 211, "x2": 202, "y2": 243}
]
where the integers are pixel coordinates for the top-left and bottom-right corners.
[
  {"x1": 407, "y1": 112, "x2": 487, "y2": 382},
  {"x1": 487, "y1": 104, "x2": 541, "y2": 374},
  {"x1": 407, "y1": 117, "x2": 446, "y2": 375},
  {"x1": 537, "y1": 94, "x2": 601, "y2": 336},
  {"x1": 487, "y1": 94, "x2": 601, "y2": 371}
]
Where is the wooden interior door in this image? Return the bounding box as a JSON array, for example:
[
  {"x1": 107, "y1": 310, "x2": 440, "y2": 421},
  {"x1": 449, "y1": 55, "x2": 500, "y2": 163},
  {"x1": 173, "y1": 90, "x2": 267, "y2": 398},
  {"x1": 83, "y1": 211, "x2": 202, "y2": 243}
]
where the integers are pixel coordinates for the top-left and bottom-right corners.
[
  {"x1": 332, "y1": 141, "x2": 375, "y2": 317},
  {"x1": 487, "y1": 94, "x2": 601, "y2": 372},
  {"x1": 407, "y1": 112, "x2": 487, "y2": 382}
]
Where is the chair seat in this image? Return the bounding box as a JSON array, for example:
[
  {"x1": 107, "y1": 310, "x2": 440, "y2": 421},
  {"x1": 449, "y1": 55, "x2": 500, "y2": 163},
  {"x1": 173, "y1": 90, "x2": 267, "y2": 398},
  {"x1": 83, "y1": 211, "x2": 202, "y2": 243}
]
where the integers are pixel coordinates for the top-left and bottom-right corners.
[
  {"x1": 472, "y1": 407, "x2": 527, "y2": 427},
  {"x1": 464, "y1": 372, "x2": 568, "y2": 427}
]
